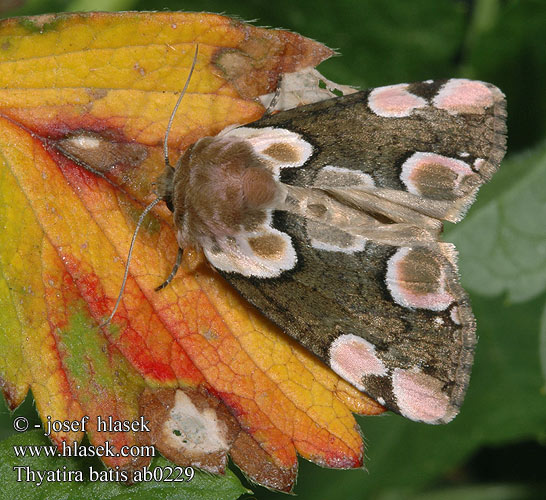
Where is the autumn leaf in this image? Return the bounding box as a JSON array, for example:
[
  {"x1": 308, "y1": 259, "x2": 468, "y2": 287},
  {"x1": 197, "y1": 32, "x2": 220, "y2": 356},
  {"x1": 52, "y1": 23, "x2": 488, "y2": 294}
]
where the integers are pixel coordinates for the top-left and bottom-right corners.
[{"x1": 0, "y1": 11, "x2": 384, "y2": 492}]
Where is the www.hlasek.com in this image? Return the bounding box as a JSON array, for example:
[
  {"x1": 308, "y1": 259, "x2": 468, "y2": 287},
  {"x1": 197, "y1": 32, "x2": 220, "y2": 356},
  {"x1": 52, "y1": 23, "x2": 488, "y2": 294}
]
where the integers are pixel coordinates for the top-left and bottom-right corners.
[{"x1": 11, "y1": 415, "x2": 195, "y2": 485}]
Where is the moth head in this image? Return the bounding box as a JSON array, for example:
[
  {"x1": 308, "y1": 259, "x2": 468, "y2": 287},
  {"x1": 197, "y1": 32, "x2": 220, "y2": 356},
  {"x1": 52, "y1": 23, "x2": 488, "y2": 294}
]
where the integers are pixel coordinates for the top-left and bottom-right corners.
[{"x1": 155, "y1": 164, "x2": 176, "y2": 212}]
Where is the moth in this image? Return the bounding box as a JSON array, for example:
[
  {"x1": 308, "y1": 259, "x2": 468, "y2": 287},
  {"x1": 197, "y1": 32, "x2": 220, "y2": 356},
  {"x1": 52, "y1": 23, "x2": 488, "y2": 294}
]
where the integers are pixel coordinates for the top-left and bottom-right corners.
[
  {"x1": 151, "y1": 78, "x2": 507, "y2": 424},
  {"x1": 60, "y1": 77, "x2": 507, "y2": 425}
]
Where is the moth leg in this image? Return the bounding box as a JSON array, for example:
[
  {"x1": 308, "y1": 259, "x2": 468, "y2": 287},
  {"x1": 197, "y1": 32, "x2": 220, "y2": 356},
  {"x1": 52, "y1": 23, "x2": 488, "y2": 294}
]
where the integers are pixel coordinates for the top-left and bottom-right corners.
[
  {"x1": 181, "y1": 246, "x2": 207, "y2": 272},
  {"x1": 155, "y1": 247, "x2": 183, "y2": 291}
]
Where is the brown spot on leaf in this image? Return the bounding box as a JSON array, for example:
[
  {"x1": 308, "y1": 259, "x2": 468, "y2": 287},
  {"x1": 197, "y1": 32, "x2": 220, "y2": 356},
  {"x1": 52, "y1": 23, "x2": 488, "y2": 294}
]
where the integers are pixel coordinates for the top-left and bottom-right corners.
[
  {"x1": 212, "y1": 30, "x2": 333, "y2": 99},
  {"x1": 55, "y1": 131, "x2": 148, "y2": 173},
  {"x1": 0, "y1": 376, "x2": 24, "y2": 410},
  {"x1": 139, "y1": 388, "x2": 239, "y2": 474},
  {"x1": 230, "y1": 431, "x2": 297, "y2": 493},
  {"x1": 86, "y1": 88, "x2": 108, "y2": 101},
  {"x1": 213, "y1": 48, "x2": 251, "y2": 81},
  {"x1": 140, "y1": 386, "x2": 297, "y2": 490}
]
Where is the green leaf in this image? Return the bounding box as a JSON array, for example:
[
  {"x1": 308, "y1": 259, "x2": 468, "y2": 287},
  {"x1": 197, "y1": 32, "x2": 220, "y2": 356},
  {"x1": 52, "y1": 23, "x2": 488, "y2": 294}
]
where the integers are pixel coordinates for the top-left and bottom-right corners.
[
  {"x1": 462, "y1": 0, "x2": 546, "y2": 151},
  {"x1": 0, "y1": 430, "x2": 249, "y2": 500},
  {"x1": 376, "y1": 483, "x2": 546, "y2": 500},
  {"x1": 66, "y1": 0, "x2": 135, "y2": 13},
  {"x1": 538, "y1": 306, "x2": 546, "y2": 384}
]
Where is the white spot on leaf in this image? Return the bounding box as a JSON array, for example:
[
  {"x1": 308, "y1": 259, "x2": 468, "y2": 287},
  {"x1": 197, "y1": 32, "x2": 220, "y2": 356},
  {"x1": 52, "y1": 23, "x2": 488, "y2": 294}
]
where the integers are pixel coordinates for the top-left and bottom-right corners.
[
  {"x1": 65, "y1": 134, "x2": 102, "y2": 150},
  {"x1": 163, "y1": 391, "x2": 229, "y2": 454}
]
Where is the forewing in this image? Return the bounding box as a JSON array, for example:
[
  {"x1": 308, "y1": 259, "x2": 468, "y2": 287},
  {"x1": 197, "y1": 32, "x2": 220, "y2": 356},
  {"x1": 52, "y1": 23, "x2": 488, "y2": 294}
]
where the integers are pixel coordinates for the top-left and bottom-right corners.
[
  {"x1": 216, "y1": 79, "x2": 506, "y2": 423},
  {"x1": 251, "y1": 78, "x2": 506, "y2": 222}
]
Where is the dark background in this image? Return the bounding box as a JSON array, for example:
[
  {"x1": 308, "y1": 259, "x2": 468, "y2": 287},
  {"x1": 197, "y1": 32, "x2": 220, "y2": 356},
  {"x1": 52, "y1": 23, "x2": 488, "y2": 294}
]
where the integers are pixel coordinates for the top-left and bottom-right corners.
[{"x1": 1, "y1": 1, "x2": 545, "y2": 499}]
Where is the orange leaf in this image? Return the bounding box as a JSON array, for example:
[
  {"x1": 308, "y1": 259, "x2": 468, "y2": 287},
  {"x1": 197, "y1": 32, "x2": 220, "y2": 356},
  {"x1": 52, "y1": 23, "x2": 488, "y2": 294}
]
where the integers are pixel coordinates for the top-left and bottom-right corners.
[{"x1": 0, "y1": 12, "x2": 384, "y2": 492}]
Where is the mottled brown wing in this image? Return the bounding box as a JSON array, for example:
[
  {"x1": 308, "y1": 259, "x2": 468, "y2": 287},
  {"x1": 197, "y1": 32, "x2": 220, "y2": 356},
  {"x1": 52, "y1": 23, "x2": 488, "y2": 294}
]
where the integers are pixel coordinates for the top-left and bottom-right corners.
[{"x1": 217, "y1": 79, "x2": 506, "y2": 423}]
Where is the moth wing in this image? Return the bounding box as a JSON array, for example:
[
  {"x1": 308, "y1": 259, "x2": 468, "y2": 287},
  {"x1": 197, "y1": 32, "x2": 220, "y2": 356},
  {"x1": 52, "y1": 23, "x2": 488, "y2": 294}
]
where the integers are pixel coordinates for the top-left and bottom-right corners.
[
  {"x1": 222, "y1": 222, "x2": 475, "y2": 424},
  {"x1": 202, "y1": 227, "x2": 298, "y2": 279},
  {"x1": 252, "y1": 78, "x2": 507, "y2": 223},
  {"x1": 212, "y1": 79, "x2": 506, "y2": 423}
]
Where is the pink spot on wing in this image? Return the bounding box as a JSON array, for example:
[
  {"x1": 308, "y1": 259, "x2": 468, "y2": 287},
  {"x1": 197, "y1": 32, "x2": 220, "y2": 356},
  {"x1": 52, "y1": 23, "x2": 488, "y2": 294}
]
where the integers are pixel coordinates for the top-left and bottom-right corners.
[
  {"x1": 368, "y1": 84, "x2": 427, "y2": 118},
  {"x1": 392, "y1": 368, "x2": 453, "y2": 423},
  {"x1": 450, "y1": 306, "x2": 461, "y2": 325},
  {"x1": 329, "y1": 334, "x2": 387, "y2": 391},
  {"x1": 433, "y1": 79, "x2": 494, "y2": 115},
  {"x1": 401, "y1": 152, "x2": 474, "y2": 196},
  {"x1": 386, "y1": 248, "x2": 454, "y2": 311},
  {"x1": 473, "y1": 158, "x2": 486, "y2": 172}
]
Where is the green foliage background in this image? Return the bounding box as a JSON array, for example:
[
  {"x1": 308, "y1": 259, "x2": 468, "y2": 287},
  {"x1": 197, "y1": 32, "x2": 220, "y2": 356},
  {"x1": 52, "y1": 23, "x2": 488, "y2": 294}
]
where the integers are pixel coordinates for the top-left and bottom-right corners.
[{"x1": 1, "y1": 0, "x2": 545, "y2": 499}]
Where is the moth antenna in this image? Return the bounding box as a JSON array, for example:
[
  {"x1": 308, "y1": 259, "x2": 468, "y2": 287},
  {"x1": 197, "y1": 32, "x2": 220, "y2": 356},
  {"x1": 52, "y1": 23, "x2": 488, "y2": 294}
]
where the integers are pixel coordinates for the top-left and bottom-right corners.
[
  {"x1": 163, "y1": 44, "x2": 199, "y2": 169},
  {"x1": 155, "y1": 247, "x2": 183, "y2": 291},
  {"x1": 152, "y1": 44, "x2": 198, "y2": 292},
  {"x1": 100, "y1": 197, "x2": 163, "y2": 327}
]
